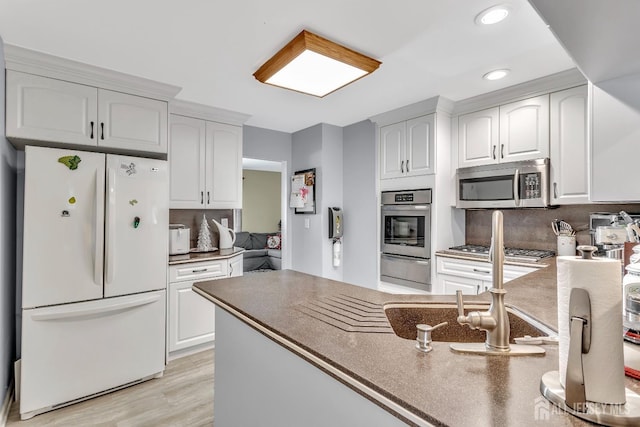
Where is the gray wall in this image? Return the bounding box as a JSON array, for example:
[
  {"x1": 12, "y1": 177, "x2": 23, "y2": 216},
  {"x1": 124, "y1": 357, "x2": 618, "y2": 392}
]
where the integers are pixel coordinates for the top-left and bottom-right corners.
[
  {"x1": 0, "y1": 36, "x2": 18, "y2": 408},
  {"x1": 246, "y1": 122, "x2": 378, "y2": 286},
  {"x1": 319, "y1": 124, "x2": 343, "y2": 281},
  {"x1": 342, "y1": 120, "x2": 377, "y2": 289},
  {"x1": 291, "y1": 124, "x2": 324, "y2": 276},
  {"x1": 243, "y1": 125, "x2": 292, "y2": 165}
]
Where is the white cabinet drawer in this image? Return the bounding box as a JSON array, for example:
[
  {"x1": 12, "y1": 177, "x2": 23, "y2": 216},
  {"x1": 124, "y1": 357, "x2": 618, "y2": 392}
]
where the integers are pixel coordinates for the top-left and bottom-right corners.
[
  {"x1": 169, "y1": 260, "x2": 228, "y2": 283},
  {"x1": 437, "y1": 257, "x2": 492, "y2": 281},
  {"x1": 436, "y1": 255, "x2": 537, "y2": 283}
]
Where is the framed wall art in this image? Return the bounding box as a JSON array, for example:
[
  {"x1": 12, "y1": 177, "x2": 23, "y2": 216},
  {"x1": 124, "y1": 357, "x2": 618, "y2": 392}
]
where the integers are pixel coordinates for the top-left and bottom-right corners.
[{"x1": 290, "y1": 168, "x2": 316, "y2": 214}]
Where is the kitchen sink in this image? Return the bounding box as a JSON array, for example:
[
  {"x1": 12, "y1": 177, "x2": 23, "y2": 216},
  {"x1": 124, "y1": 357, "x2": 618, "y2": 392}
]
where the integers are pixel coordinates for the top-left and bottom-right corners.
[{"x1": 383, "y1": 302, "x2": 555, "y2": 343}]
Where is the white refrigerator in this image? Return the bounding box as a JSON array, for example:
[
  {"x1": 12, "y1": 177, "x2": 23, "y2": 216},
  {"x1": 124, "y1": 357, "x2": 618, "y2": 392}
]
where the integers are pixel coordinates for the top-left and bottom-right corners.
[{"x1": 20, "y1": 145, "x2": 169, "y2": 420}]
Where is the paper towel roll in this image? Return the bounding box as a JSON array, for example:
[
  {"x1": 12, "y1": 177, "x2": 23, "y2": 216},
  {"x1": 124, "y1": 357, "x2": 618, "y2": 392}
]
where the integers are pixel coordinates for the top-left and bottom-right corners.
[{"x1": 557, "y1": 255, "x2": 626, "y2": 404}]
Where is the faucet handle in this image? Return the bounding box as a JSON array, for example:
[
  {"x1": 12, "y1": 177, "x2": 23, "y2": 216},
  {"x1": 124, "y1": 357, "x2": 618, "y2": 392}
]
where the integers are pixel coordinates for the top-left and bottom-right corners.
[{"x1": 456, "y1": 290, "x2": 465, "y2": 318}]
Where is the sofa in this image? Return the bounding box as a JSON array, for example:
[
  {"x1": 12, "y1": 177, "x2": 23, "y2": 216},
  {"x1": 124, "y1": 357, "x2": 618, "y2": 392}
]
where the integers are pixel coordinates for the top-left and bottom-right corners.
[{"x1": 235, "y1": 232, "x2": 282, "y2": 272}]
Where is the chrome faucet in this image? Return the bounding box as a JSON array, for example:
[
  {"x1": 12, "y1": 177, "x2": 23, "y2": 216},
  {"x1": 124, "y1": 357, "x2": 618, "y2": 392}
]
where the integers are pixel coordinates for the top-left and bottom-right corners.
[{"x1": 450, "y1": 210, "x2": 544, "y2": 356}]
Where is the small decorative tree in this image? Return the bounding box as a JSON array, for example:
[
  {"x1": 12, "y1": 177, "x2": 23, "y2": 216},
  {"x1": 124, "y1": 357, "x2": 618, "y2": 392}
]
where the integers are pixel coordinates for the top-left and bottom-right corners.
[{"x1": 197, "y1": 214, "x2": 213, "y2": 252}]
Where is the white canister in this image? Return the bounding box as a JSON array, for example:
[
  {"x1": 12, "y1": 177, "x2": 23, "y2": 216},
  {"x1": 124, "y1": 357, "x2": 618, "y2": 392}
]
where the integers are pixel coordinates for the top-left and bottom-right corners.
[{"x1": 556, "y1": 235, "x2": 576, "y2": 256}]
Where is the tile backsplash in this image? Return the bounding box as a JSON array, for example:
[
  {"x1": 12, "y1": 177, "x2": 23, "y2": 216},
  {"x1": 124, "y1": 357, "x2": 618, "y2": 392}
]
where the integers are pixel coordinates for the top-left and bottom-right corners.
[
  {"x1": 465, "y1": 204, "x2": 640, "y2": 252},
  {"x1": 169, "y1": 209, "x2": 235, "y2": 249}
]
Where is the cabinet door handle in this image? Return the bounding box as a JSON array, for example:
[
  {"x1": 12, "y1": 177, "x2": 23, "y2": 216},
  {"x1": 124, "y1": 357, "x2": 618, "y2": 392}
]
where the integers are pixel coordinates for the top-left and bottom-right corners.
[
  {"x1": 401, "y1": 160, "x2": 405, "y2": 173},
  {"x1": 553, "y1": 182, "x2": 558, "y2": 199},
  {"x1": 100, "y1": 122, "x2": 105, "y2": 140},
  {"x1": 207, "y1": 191, "x2": 210, "y2": 204},
  {"x1": 90, "y1": 121, "x2": 94, "y2": 139},
  {"x1": 229, "y1": 264, "x2": 233, "y2": 276},
  {"x1": 406, "y1": 159, "x2": 410, "y2": 173},
  {"x1": 476, "y1": 284, "x2": 480, "y2": 294},
  {"x1": 200, "y1": 191, "x2": 204, "y2": 205},
  {"x1": 501, "y1": 144, "x2": 505, "y2": 159},
  {"x1": 192, "y1": 268, "x2": 208, "y2": 273},
  {"x1": 472, "y1": 268, "x2": 490, "y2": 274},
  {"x1": 492, "y1": 145, "x2": 496, "y2": 160}
]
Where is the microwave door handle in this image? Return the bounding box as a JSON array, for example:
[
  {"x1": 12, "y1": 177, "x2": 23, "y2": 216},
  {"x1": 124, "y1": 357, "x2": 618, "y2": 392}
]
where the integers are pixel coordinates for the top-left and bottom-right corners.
[{"x1": 513, "y1": 169, "x2": 520, "y2": 207}]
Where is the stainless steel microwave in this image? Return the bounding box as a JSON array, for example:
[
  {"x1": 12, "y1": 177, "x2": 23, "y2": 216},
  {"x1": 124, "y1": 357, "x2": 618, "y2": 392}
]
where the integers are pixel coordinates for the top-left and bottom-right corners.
[{"x1": 456, "y1": 158, "x2": 550, "y2": 209}]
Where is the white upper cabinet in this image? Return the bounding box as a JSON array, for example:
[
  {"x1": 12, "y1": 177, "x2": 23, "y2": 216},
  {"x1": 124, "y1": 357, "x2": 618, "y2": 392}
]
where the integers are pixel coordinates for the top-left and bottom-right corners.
[
  {"x1": 458, "y1": 108, "x2": 499, "y2": 168},
  {"x1": 6, "y1": 71, "x2": 98, "y2": 146},
  {"x1": 380, "y1": 122, "x2": 405, "y2": 179},
  {"x1": 205, "y1": 122, "x2": 243, "y2": 209},
  {"x1": 169, "y1": 114, "x2": 243, "y2": 209},
  {"x1": 380, "y1": 114, "x2": 434, "y2": 180},
  {"x1": 169, "y1": 115, "x2": 207, "y2": 208},
  {"x1": 499, "y1": 95, "x2": 550, "y2": 162},
  {"x1": 6, "y1": 71, "x2": 169, "y2": 154},
  {"x1": 550, "y1": 85, "x2": 589, "y2": 204},
  {"x1": 458, "y1": 95, "x2": 549, "y2": 168},
  {"x1": 97, "y1": 89, "x2": 168, "y2": 154},
  {"x1": 591, "y1": 77, "x2": 640, "y2": 202},
  {"x1": 405, "y1": 115, "x2": 435, "y2": 176}
]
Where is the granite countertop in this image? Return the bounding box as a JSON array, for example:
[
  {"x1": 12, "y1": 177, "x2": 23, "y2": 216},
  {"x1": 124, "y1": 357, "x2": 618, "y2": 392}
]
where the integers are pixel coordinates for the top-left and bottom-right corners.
[
  {"x1": 193, "y1": 260, "x2": 639, "y2": 426},
  {"x1": 168, "y1": 247, "x2": 244, "y2": 265}
]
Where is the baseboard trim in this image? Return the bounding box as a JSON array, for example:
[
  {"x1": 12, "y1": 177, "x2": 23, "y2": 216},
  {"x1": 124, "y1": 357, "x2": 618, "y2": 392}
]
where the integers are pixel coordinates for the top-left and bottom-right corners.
[{"x1": 0, "y1": 381, "x2": 14, "y2": 427}]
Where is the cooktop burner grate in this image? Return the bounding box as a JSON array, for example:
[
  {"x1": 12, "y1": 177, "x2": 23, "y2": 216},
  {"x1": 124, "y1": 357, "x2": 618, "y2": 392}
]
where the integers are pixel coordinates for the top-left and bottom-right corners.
[{"x1": 447, "y1": 245, "x2": 555, "y2": 262}]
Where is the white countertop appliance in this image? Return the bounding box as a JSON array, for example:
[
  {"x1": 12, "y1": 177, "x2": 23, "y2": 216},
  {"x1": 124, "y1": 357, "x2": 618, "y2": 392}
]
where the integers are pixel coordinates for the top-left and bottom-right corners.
[
  {"x1": 19, "y1": 146, "x2": 168, "y2": 420},
  {"x1": 169, "y1": 224, "x2": 190, "y2": 255}
]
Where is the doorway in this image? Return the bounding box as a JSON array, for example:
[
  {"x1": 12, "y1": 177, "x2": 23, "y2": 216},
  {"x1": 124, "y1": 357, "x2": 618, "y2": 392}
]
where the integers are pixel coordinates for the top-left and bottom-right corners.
[{"x1": 242, "y1": 158, "x2": 290, "y2": 269}]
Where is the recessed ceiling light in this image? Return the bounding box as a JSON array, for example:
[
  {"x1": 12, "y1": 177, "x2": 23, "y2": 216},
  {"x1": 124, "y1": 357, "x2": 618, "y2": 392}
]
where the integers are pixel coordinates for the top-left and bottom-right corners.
[
  {"x1": 253, "y1": 30, "x2": 381, "y2": 97},
  {"x1": 483, "y1": 69, "x2": 510, "y2": 80},
  {"x1": 475, "y1": 5, "x2": 511, "y2": 25}
]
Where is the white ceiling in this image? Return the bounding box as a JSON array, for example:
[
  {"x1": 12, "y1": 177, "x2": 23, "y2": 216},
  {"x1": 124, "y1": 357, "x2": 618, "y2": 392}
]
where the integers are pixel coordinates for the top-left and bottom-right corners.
[{"x1": 0, "y1": 0, "x2": 576, "y2": 133}]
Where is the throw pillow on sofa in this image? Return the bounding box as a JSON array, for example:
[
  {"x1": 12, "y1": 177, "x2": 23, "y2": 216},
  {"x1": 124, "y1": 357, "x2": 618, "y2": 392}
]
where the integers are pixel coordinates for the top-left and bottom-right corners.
[{"x1": 266, "y1": 234, "x2": 281, "y2": 250}]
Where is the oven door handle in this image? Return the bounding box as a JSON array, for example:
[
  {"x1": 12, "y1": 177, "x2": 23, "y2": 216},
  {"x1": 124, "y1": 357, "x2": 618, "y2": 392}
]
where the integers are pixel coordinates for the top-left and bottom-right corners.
[
  {"x1": 513, "y1": 168, "x2": 521, "y2": 207},
  {"x1": 381, "y1": 253, "x2": 430, "y2": 265},
  {"x1": 381, "y1": 205, "x2": 430, "y2": 211}
]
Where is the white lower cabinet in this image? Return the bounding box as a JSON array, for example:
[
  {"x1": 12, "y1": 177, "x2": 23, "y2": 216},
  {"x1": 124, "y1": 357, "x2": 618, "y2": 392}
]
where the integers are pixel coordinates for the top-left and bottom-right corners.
[
  {"x1": 436, "y1": 255, "x2": 538, "y2": 295},
  {"x1": 440, "y1": 275, "x2": 485, "y2": 295},
  {"x1": 168, "y1": 253, "x2": 243, "y2": 358}
]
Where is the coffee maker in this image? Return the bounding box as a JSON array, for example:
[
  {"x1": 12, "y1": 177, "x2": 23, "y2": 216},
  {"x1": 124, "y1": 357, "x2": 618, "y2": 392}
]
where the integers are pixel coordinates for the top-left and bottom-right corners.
[{"x1": 590, "y1": 212, "x2": 640, "y2": 256}]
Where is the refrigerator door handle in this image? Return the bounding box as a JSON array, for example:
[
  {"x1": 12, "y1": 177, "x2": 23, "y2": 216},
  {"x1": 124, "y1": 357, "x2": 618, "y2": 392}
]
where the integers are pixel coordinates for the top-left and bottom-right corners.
[
  {"x1": 94, "y1": 169, "x2": 104, "y2": 286},
  {"x1": 30, "y1": 293, "x2": 162, "y2": 321},
  {"x1": 105, "y1": 168, "x2": 116, "y2": 285}
]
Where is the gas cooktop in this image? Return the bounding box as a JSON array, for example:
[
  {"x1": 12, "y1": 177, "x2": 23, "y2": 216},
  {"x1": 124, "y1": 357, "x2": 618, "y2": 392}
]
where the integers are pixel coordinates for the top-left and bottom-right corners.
[{"x1": 445, "y1": 244, "x2": 555, "y2": 263}]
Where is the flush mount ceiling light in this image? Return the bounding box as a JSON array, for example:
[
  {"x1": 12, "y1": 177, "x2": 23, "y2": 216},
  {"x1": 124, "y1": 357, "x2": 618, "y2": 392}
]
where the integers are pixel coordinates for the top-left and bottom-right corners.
[
  {"x1": 475, "y1": 4, "x2": 511, "y2": 25},
  {"x1": 483, "y1": 69, "x2": 510, "y2": 81},
  {"x1": 253, "y1": 30, "x2": 381, "y2": 97}
]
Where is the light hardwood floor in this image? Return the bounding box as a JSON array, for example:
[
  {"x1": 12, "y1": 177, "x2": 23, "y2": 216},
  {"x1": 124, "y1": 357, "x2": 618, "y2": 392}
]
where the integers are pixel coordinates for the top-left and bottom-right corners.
[{"x1": 7, "y1": 349, "x2": 214, "y2": 426}]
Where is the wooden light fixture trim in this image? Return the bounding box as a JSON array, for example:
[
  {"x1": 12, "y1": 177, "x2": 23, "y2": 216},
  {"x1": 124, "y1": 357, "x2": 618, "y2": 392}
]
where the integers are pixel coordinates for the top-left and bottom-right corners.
[{"x1": 253, "y1": 30, "x2": 381, "y2": 96}]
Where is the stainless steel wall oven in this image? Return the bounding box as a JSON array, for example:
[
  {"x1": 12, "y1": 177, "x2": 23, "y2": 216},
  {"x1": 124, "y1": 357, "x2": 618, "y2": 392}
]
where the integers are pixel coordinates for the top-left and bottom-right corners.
[{"x1": 380, "y1": 189, "x2": 432, "y2": 292}]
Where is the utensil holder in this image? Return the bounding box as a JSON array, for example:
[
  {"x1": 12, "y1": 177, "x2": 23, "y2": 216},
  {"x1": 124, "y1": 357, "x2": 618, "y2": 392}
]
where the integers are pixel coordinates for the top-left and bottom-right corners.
[{"x1": 557, "y1": 235, "x2": 576, "y2": 257}]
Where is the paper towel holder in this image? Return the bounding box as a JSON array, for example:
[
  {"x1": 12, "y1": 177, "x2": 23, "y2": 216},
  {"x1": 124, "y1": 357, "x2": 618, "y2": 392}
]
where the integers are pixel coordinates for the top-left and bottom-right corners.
[
  {"x1": 540, "y1": 286, "x2": 640, "y2": 425},
  {"x1": 565, "y1": 288, "x2": 591, "y2": 412}
]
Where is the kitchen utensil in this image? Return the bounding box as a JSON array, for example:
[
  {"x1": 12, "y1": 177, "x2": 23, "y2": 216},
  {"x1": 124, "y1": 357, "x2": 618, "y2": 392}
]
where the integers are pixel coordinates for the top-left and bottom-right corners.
[
  {"x1": 559, "y1": 220, "x2": 575, "y2": 236},
  {"x1": 551, "y1": 219, "x2": 560, "y2": 236}
]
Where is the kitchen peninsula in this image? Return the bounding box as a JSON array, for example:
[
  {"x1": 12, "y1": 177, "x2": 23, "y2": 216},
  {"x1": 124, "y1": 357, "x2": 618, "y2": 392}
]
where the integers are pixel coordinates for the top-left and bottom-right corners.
[{"x1": 193, "y1": 265, "x2": 640, "y2": 426}]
